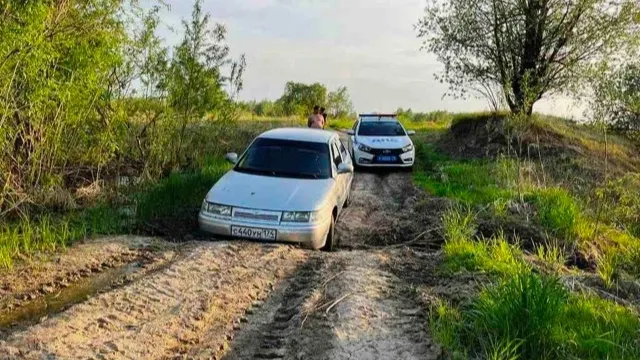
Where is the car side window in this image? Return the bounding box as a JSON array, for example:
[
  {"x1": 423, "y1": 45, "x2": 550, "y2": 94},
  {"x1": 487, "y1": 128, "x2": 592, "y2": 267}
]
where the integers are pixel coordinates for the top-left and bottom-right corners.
[
  {"x1": 331, "y1": 142, "x2": 342, "y2": 168},
  {"x1": 339, "y1": 141, "x2": 348, "y2": 159},
  {"x1": 352, "y1": 120, "x2": 359, "y2": 131}
]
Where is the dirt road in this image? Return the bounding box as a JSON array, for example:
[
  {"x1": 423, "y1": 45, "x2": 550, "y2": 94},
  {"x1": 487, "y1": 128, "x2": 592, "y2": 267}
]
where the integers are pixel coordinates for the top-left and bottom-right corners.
[{"x1": 0, "y1": 171, "x2": 447, "y2": 359}]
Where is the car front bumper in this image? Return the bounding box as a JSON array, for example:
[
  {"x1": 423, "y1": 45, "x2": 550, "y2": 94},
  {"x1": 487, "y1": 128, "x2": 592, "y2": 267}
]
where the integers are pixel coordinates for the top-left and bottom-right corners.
[
  {"x1": 353, "y1": 148, "x2": 415, "y2": 167},
  {"x1": 198, "y1": 212, "x2": 332, "y2": 248}
]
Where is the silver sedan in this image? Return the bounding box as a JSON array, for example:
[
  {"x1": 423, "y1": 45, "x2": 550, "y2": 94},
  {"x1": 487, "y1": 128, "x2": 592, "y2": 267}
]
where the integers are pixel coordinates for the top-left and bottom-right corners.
[{"x1": 198, "y1": 128, "x2": 354, "y2": 251}]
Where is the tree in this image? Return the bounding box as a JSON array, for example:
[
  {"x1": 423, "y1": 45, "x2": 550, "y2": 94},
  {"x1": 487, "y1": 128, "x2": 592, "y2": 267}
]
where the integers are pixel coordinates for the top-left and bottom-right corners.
[
  {"x1": 592, "y1": 63, "x2": 640, "y2": 140},
  {"x1": 276, "y1": 82, "x2": 327, "y2": 116},
  {"x1": 1, "y1": 0, "x2": 128, "y2": 213},
  {"x1": 417, "y1": 0, "x2": 640, "y2": 115},
  {"x1": 327, "y1": 86, "x2": 355, "y2": 118},
  {"x1": 165, "y1": 0, "x2": 245, "y2": 164}
]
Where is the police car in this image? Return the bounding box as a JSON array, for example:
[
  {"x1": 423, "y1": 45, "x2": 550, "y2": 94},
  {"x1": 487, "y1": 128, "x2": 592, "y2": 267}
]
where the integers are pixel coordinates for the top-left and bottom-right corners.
[{"x1": 346, "y1": 114, "x2": 416, "y2": 168}]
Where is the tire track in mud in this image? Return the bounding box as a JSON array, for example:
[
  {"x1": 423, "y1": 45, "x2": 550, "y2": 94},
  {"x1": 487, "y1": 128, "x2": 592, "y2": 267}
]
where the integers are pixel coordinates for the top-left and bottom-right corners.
[
  {"x1": 222, "y1": 252, "x2": 441, "y2": 360},
  {"x1": 337, "y1": 171, "x2": 444, "y2": 249},
  {"x1": 219, "y1": 255, "x2": 332, "y2": 360},
  {"x1": 311, "y1": 251, "x2": 440, "y2": 360},
  {"x1": 0, "y1": 243, "x2": 307, "y2": 359}
]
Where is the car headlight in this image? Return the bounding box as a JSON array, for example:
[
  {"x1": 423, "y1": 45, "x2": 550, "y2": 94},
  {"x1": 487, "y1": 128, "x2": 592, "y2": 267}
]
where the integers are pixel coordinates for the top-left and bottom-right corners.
[
  {"x1": 282, "y1": 211, "x2": 319, "y2": 223},
  {"x1": 202, "y1": 202, "x2": 232, "y2": 217},
  {"x1": 402, "y1": 144, "x2": 414, "y2": 153},
  {"x1": 358, "y1": 144, "x2": 372, "y2": 153}
]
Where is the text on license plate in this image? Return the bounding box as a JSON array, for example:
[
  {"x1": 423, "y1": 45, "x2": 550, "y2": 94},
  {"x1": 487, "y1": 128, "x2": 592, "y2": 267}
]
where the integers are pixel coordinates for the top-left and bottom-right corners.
[
  {"x1": 231, "y1": 226, "x2": 277, "y2": 241},
  {"x1": 377, "y1": 155, "x2": 397, "y2": 162}
]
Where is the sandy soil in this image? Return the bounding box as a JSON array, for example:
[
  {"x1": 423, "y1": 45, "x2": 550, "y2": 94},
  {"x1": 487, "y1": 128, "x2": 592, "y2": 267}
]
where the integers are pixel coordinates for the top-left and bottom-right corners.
[
  {"x1": 1, "y1": 236, "x2": 175, "y2": 312},
  {"x1": 0, "y1": 171, "x2": 454, "y2": 360}
]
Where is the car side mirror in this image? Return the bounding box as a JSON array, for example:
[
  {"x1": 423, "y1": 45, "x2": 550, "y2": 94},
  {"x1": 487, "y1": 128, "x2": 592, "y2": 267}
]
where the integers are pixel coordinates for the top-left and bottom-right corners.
[
  {"x1": 337, "y1": 162, "x2": 354, "y2": 174},
  {"x1": 345, "y1": 129, "x2": 355, "y2": 136},
  {"x1": 225, "y1": 152, "x2": 238, "y2": 164},
  {"x1": 407, "y1": 130, "x2": 416, "y2": 136}
]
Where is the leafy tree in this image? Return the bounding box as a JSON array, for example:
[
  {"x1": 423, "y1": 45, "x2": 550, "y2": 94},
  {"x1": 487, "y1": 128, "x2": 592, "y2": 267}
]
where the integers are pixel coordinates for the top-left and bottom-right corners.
[
  {"x1": 327, "y1": 86, "x2": 354, "y2": 118},
  {"x1": 276, "y1": 82, "x2": 327, "y2": 116},
  {"x1": 0, "y1": 0, "x2": 128, "y2": 213},
  {"x1": 165, "y1": 0, "x2": 246, "y2": 165},
  {"x1": 417, "y1": 0, "x2": 640, "y2": 115},
  {"x1": 591, "y1": 63, "x2": 640, "y2": 140}
]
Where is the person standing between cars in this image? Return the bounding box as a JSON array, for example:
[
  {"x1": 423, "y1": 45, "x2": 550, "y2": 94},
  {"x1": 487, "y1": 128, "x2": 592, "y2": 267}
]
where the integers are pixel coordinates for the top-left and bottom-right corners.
[
  {"x1": 308, "y1": 105, "x2": 324, "y2": 129},
  {"x1": 320, "y1": 107, "x2": 328, "y2": 129}
]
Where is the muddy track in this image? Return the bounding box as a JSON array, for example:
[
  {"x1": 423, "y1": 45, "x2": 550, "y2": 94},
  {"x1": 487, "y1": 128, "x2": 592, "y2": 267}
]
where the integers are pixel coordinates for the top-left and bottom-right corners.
[
  {"x1": 337, "y1": 171, "x2": 445, "y2": 249},
  {"x1": 0, "y1": 171, "x2": 445, "y2": 359}
]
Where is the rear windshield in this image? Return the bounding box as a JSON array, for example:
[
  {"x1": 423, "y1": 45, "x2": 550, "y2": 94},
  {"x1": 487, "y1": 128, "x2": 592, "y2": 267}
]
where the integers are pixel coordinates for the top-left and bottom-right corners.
[
  {"x1": 358, "y1": 121, "x2": 406, "y2": 136},
  {"x1": 235, "y1": 138, "x2": 331, "y2": 179}
]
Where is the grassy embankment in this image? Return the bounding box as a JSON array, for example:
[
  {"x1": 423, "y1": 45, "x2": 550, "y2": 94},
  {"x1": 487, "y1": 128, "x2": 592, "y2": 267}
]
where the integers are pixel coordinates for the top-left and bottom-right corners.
[
  {"x1": 411, "y1": 113, "x2": 640, "y2": 359},
  {"x1": 0, "y1": 117, "x2": 303, "y2": 269}
]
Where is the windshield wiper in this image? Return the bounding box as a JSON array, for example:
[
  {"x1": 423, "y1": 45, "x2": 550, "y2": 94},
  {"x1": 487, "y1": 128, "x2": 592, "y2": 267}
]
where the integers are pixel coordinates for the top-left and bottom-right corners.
[
  {"x1": 236, "y1": 167, "x2": 321, "y2": 179},
  {"x1": 271, "y1": 170, "x2": 322, "y2": 179},
  {"x1": 235, "y1": 167, "x2": 274, "y2": 176}
]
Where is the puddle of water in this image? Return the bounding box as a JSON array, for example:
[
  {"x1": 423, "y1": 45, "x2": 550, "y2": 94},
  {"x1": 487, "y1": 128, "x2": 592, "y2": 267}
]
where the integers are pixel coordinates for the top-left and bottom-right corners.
[{"x1": 0, "y1": 262, "x2": 141, "y2": 332}]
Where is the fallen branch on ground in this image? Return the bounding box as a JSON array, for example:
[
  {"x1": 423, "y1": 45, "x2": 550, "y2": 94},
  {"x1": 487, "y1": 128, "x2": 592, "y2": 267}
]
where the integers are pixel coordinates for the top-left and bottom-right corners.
[
  {"x1": 385, "y1": 227, "x2": 442, "y2": 249},
  {"x1": 325, "y1": 293, "x2": 352, "y2": 314}
]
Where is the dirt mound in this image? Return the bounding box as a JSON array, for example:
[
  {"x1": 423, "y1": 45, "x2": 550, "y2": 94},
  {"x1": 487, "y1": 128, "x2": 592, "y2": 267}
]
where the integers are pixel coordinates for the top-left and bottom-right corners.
[
  {"x1": 439, "y1": 113, "x2": 511, "y2": 159},
  {"x1": 439, "y1": 114, "x2": 640, "y2": 179}
]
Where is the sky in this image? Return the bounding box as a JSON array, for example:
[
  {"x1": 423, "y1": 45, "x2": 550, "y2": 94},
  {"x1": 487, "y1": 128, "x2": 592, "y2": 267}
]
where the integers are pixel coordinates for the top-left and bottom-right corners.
[{"x1": 155, "y1": 0, "x2": 584, "y2": 118}]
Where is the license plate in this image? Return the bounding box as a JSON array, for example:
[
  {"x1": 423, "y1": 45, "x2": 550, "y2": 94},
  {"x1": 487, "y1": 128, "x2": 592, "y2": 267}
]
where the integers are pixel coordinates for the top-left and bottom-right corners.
[
  {"x1": 231, "y1": 226, "x2": 277, "y2": 241},
  {"x1": 377, "y1": 155, "x2": 397, "y2": 162}
]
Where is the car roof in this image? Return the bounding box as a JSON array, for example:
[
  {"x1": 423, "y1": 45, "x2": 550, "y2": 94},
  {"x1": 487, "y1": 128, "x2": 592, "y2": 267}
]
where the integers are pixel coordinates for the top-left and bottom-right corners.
[{"x1": 258, "y1": 128, "x2": 336, "y2": 143}]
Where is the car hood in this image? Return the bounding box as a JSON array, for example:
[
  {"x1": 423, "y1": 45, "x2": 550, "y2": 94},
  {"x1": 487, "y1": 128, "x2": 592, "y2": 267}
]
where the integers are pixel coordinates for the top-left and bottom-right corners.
[
  {"x1": 355, "y1": 136, "x2": 412, "y2": 149},
  {"x1": 205, "y1": 170, "x2": 334, "y2": 211}
]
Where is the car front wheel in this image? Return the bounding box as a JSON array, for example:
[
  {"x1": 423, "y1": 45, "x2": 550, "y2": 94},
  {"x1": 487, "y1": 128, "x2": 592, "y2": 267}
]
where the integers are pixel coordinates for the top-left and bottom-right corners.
[{"x1": 321, "y1": 214, "x2": 336, "y2": 252}]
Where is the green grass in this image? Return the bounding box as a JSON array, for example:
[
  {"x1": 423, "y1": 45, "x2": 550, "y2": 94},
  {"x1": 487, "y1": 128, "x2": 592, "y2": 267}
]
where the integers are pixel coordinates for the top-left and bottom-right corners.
[
  {"x1": 558, "y1": 295, "x2": 640, "y2": 359},
  {"x1": 596, "y1": 252, "x2": 621, "y2": 289},
  {"x1": 135, "y1": 157, "x2": 231, "y2": 223},
  {"x1": 526, "y1": 187, "x2": 582, "y2": 239},
  {"x1": 441, "y1": 208, "x2": 528, "y2": 277},
  {"x1": 535, "y1": 239, "x2": 567, "y2": 269},
  {"x1": 431, "y1": 272, "x2": 640, "y2": 360},
  {"x1": 414, "y1": 143, "x2": 516, "y2": 205},
  {"x1": 0, "y1": 216, "x2": 84, "y2": 269}
]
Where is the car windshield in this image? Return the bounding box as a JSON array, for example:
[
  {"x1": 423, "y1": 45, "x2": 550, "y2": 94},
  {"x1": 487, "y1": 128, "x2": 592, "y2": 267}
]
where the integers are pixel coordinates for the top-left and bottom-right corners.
[
  {"x1": 358, "y1": 121, "x2": 406, "y2": 136},
  {"x1": 235, "y1": 138, "x2": 331, "y2": 179}
]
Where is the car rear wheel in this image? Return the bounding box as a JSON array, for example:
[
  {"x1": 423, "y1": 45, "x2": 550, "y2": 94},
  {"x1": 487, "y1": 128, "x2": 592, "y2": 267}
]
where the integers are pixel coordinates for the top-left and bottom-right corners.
[{"x1": 321, "y1": 214, "x2": 336, "y2": 252}]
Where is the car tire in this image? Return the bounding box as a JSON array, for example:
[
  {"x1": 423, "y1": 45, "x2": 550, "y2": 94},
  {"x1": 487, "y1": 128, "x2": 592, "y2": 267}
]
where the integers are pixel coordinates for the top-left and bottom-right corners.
[{"x1": 321, "y1": 215, "x2": 336, "y2": 252}]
